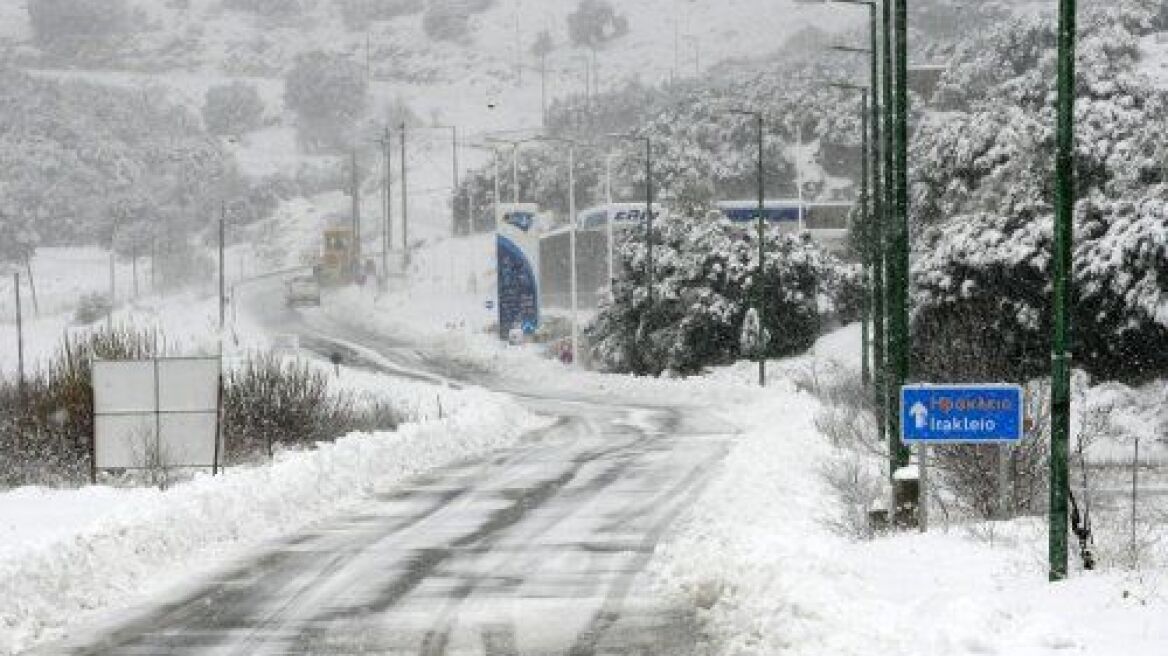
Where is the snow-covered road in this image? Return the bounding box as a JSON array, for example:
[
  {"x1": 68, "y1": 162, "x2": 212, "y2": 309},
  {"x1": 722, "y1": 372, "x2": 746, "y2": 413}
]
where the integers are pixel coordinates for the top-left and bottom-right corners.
[{"x1": 36, "y1": 287, "x2": 733, "y2": 655}]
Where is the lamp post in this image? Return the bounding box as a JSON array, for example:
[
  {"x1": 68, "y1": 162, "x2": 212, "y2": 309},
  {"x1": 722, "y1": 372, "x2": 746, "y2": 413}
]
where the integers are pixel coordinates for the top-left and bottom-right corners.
[
  {"x1": 573, "y1": 55, "x2": 592, "y2": 127},
  {"x1": 375, "y1": 128, "x2": 392, "y2": 281},
  {"x1": 604, "y1": 151, "x2": 619, "y2": 287},
  {"x1": 485, "y1": 136, "x2": 523, "y2": 204},
  {"x1": 532, "y1": 135, "x2": 581, "y2": 364},
  {"x1": 466, "y1": 143, "x2": 502, "y2": 230},
  {"x1": 829, "y1": 4, "x2": 886, "y2": 465},
  {"x1": 729, "y1": 109, "x2": 768, "y2": 387},
  {"x1": 828, "y1": 83, "x2": 871, "y2": 389}
]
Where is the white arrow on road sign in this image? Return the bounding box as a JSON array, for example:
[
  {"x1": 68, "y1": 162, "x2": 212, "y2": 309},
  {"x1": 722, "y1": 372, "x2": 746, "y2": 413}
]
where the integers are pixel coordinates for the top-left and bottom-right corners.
[{"x1": 910, "y1": 402, "x2": 928, "y2": 429}]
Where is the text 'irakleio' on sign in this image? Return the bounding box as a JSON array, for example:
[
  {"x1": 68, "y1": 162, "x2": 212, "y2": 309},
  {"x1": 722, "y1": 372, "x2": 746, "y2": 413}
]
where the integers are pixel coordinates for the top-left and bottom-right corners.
[{"x1": 900, "y1": 384, "x2": 1025, "y2": 444}]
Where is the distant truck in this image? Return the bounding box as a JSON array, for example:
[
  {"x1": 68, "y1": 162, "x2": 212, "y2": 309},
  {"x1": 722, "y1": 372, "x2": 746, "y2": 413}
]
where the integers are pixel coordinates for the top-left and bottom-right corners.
[
  {"x1": 284, "y1": 275, "x2": 322, "y2": 308},
  {"x1": 318, "y1": 226, "x2": 357, "y2": 285}
]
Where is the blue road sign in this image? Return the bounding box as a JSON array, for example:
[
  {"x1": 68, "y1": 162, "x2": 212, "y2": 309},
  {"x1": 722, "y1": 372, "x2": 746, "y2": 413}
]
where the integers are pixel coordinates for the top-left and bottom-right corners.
[{"x1": 901, "y1": 384, "x2": 1025, "y2": 444}]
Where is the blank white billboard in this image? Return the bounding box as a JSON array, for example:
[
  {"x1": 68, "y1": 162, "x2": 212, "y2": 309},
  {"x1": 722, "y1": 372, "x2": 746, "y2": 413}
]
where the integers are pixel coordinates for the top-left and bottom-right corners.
[{"x1": 93, "y1": 358, "x2": 221, "y2": 470}]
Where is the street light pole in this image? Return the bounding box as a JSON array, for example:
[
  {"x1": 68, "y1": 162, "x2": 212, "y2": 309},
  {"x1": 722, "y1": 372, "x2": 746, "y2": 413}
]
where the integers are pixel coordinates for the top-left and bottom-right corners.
[
  {"x1": 486, "y1": 137, "x2": 524, "y2": 205},
  {"x1": 645, "y1": 137, "x2": 654, "y2": 306},
  {"x1": 376, "y1": 128, "x2": 392, "y2": 278},
  {"x1": 830, "y1": 83, "x2": 871, "y2": 388},
  {"x1": 400, "y1": 123, "x2": 409, "y2": 262},
  {"x1": 451, "y1": 126, "x2": 460, "y2": 236},
  {"x1": 829, "y1": 0, "x2": 883, "y2": 401},
  {"x1": 569, "y1": 145, "x2": 578, "y2": 361},
  {"x1": 605, "y1": 152, "x2": 617, "y2": 287},
  {"x1": 731, "y1": 109, "x2": 767, "y2": 387},
  {"x1": 1050, "y1": 0, "x2": 1077, "y2": 583},
  {"x1": 532, "y1": 135, "x2": 581, "y2": 363},
  {"x1": 13, "y1": 273, "x2": 24, "y2": 403},
  {"x1": 881, "y1": 0, "x2": 903, "y2": 479},
  {"x1": 219, "y1": 202, "x2": 226, "y2": 332}
]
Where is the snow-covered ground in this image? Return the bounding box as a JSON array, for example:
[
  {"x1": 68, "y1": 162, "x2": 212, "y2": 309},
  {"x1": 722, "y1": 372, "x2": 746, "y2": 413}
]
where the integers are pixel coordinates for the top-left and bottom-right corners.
[
  {"x1": 653, "y1": 371, "x2": 1168, "y2": 656},
  {"x1": 0, "y1": 378, "x2": 545, "y2": 654},
  {"x1": 314, "y1": 258, "x2": 1168, "y2": 655},
  {"x1": 2, "y1": 237, "x2": 1167, "y2": 655}
]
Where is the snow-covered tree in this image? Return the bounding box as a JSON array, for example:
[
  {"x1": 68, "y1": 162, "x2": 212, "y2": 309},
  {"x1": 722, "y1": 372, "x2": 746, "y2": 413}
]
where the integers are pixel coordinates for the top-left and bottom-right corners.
[
  {"x1": 910, "y1": 7, "x2": 1168, "y2": 384},
  {"x1": 567, "y1": 0, "x2": 628, "y2": 47},
  {"x1": 588, "y1": 213, "x2": 850, "y2": 376},
  {"x1": 202, "y1": 82, "x2": 266, "y2": 136}
]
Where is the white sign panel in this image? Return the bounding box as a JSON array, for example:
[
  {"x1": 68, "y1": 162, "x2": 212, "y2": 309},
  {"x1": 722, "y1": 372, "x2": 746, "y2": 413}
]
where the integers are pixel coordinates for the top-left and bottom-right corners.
[
  {"x1": 93, "y1": 361, "x2": 155, "y2": 413},
  {"x1": 158, "y1": 358, "x2": 220, "y2": 412},
  {"x1": 93, "y1": 358, "x2": 221, "y2": 470}
]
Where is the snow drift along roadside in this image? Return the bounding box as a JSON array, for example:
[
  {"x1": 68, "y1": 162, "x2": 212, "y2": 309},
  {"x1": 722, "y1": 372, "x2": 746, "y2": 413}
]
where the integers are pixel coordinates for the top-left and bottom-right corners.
[
  {"x1": 0, "y1": 387, "x2": 545, "y2": 655},
  {"x1": 651, "y1": 358, "x2": 1168, "y2": 655}
]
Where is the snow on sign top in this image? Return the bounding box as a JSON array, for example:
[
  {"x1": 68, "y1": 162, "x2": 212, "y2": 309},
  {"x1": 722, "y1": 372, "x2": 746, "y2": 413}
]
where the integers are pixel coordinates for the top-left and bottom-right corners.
[{"x1": 900, "y1": 384, "x2": 1025, "y2": 444}]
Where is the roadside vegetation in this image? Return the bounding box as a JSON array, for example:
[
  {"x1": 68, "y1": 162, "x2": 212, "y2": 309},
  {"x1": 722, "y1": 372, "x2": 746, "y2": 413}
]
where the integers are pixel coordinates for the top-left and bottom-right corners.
[{"x1": 0, "y1": 327, "x2": 400, "y2": 489}]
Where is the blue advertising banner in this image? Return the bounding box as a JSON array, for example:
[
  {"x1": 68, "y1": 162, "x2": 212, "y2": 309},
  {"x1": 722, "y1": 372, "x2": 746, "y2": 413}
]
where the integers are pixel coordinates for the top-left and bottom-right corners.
[
  {"x1": 496, "y1": 205, "x2": 541, "y2": 338},
  {"x1": 901, "y1": 384, "x2": 1025, "y2": 444}
]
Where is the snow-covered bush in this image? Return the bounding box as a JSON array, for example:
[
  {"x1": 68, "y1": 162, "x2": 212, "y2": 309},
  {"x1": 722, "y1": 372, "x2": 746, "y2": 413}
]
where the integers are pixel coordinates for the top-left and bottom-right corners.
[
  {"x1": 0, "y1": 329, "x2": 402, "y2": 487},
  {"x1": 587, "y1": 214, "x2": 848, "y2": 376},
  {"x1": 202, "y1": 82, "x2": 266, "y2": 136},
  {"x1": 283, "y1": 51, "x2": 368, "y2": 151},
  {"x1": 423, "y1": 0, "x2": 494, "y2": 42},
  {"x1": 0, "y1": 208, "x2": 38, "y2": 268},
  {"x1": 567, "y1": 0, "x2": 628, "y2": 47},
  {"x1": 72, "y1": 293, "x2": 113, "y2": 326},
  {"x1": 335, "y1": 0, "x2": 422, "y2": 27},
  {"x1": 26, "y1": 0, "x2": 137, "y2": 45},
  {"x1": 224, "y1": 0, "x2": 313, "y2": 20},
  {"x1": 0, "y1": 69, "x2": 240, "y2": 248},
  {"x1": 222, "y1": 354, "x2": 398, "y2": 462},
  {"x1": 531, "y1": 29, "x2": 555, "y2": 58},
  {"x1": 0, "y1": 327, "x2": 162, "y2": 487}
]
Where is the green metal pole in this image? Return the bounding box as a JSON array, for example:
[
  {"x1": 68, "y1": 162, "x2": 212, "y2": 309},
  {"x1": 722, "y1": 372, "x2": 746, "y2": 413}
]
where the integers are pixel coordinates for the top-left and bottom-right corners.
[
  {"x1": 859, "y1": 89, "x2": 871, "y2": 387},
  {"x1": 870, "y1": 2, "x2": 887, "y2": 467},
  {"x1": 757, "y1": 114, "x2": 766, "y2": 387},
  {"x1": 887, "y1": 0, "x2": 915, "y2": 469},
  {"x1": 1050, "y1": 0, "x2": 1076, "y2": 583}
]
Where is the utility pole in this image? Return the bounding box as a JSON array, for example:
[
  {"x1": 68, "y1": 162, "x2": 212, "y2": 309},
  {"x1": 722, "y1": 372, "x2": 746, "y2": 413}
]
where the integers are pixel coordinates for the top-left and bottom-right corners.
[
  {"x1": 400, "y1": 123, "x2": 409, "y2": 262},
  {"x1": 219, "y1": 203, "x2": 226, "y2": 332},
  {"x1": 132, "y1": 246, "x2": 139, "y2": 300},
  {"x1": 350, "y1": 149, "x2": 362, "y2": 266},
  {"x1": 1050, "y1": 0, "x2": 1077, "y2": 583},
  {"x1": 377, "y1": 127, "x2": 393, "y2": 279},
  {"x1": 23, "y1": 254, "x2": 38, "y2": 317},
  {"x1": 451, "y1": 127, "x2": 460, "y2": 236},
  {"x1": 540, "y1": 54, "x2": 548, "y2": 128},
  {"x1": 108, "y1": 224, "x2": 116, "y2": 329},
  {"x1": 14, "y1": 273, "x2": 24, "y2": 403},
  {"x1": 731, "y1": 109, "x2": 767, "y2": 387},
  {"x1": 569, "y1": 144, "x2": 578, "y2": 362}
]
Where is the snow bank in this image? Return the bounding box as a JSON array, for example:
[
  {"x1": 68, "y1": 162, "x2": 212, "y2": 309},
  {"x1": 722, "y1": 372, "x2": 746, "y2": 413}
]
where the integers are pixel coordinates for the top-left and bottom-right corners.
[
  {"x1": 651, "y1": 350, "x2": 1168, "y2": 655},
  {"x1": 0, "y1": 386, "x2": 545, "y2": 655}
]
